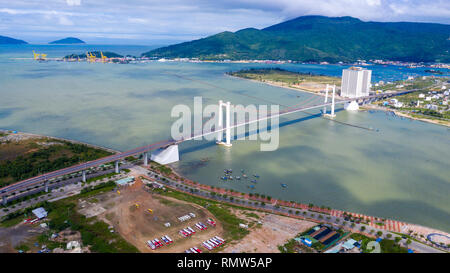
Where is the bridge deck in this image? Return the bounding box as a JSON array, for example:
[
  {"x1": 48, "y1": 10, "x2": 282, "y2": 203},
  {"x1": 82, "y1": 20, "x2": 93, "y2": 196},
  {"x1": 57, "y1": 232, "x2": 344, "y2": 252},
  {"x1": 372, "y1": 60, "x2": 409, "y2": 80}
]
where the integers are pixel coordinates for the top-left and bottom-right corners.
[{"x1": 0, "y1": 90, "x2": 412, "y2": 197}]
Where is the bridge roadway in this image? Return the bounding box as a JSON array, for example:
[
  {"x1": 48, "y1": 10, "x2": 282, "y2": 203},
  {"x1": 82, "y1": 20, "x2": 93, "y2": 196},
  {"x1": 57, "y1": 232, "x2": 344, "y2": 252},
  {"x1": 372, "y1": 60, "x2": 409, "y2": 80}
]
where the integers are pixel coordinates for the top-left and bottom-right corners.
[{"x1": 0, "y1": 90, "x2": 413, "y2": 198}]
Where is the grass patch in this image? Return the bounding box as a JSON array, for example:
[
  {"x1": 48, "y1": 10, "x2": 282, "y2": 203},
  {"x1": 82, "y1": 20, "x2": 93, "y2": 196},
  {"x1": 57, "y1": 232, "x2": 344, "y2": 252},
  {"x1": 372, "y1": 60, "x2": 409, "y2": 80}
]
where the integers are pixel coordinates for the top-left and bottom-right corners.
[
  {"x1": 86, "y1": 172, "x2": 117, "y2": 183},
  {"x1": 244, "y1": 212, "x2": 260, "y2": 219},
  {"x1": 380, "y1": 239, "x2": 408, "y2": 253},
  {"x1": 0, "y1": 215, "x2": 25, "y2": 228}
]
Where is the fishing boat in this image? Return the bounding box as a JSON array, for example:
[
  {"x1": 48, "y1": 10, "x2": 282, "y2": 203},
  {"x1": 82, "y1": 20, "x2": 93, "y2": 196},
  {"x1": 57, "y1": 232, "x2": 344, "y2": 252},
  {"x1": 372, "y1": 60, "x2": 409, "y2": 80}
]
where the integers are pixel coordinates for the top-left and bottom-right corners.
[
  {"x1": 253, "y1": 174, "x2": 260, "y2": 178},
  {"x1": 236, "y1": 176, "x2": 240, "y2": 180},
  {"x1": 281, "y1": 183, "x2": 287, "y2": 188},
  {"x1": 251, "y1": 179, "x2": 257, "y2": 183},
  {"x1": 241, "y1": 169, "x2": 245, "y2": 173},
  {"x1": 247, "y1": 185, "x2": 255, "y2": 189},
  {"x1": 242, "y1": 174, "x2": 248, "y2": 178}
]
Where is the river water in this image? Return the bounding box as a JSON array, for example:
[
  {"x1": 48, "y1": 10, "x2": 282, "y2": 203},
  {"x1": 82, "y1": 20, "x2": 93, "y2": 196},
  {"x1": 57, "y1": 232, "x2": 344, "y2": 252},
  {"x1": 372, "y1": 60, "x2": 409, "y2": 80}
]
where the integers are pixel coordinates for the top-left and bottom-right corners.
[{"x1": 0, "y1": 45, "x2": 449, "y2": 231}]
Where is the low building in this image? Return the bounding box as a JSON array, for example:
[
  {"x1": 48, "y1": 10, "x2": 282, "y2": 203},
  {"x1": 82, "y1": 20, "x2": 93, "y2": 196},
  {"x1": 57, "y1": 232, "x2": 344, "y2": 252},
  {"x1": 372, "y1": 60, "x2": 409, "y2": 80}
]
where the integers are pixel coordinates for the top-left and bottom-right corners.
[
  {"x1": 342, "y1": 239, "x2": 357, "y2": 250},
  {"x1": 32, "y1": 207, "x2": 48, "y2": 219},
  {"x1": 115, "y1": 176, "x2": 135, "y2": 186}
]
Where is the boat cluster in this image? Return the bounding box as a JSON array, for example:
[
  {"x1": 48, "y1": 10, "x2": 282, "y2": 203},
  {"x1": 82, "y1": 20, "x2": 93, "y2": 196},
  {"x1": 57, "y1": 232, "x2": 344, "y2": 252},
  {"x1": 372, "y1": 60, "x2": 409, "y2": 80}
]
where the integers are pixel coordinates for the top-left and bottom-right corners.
[{"x1": 220, "y1": 169, "x2": 262, "y2": 190}]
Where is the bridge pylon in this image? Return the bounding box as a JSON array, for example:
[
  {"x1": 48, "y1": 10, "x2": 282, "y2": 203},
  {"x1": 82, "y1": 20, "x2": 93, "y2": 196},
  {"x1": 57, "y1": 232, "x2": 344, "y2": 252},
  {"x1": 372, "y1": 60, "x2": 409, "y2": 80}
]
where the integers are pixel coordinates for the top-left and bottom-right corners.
[
  {"x1": 323, "y1": 84, "x2": 336, "y2": 118},
  {"x1": 216, "y1": 100, "x2": 232, "y2": 147}
]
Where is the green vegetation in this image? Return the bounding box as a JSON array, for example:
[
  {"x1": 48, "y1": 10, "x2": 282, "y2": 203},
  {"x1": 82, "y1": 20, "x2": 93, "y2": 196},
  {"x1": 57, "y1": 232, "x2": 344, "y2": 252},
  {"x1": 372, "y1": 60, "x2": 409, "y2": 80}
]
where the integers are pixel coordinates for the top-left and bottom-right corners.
[
  {"x1": 46, "y1": 198, "x2": 139, "y2": 253},
  {"x1": 244, "y1": 212, "x2": 260, "y2": 219},
  {"x1": 229, "y1": 68, "x2": 340, "y2": 89},
  {"x1": 150, "y1": 161, "x2": 172, "y2": 175},
  {"x1": 350, "y1": 233, "x2": 408, "y2": 253},
  {"x1": 376, "y1": 77, "x2": 450, "y2": 123},
  {"x1": 85, "y1": 172, "x2": 117, "y2": 183},
  {"x1": 1, "y1": 181, "x2": 136, "y2": 253},
  {"x1": 0, "y1": 140, "x2": 113, "y2": 187},
  {"x1": 143, "y1": 16, "x2": 450, "y2": 62},
  {"x1": 380, "y1": 239, "x2": 408, "y2": 253},
  {"x1": 80, "y1": 181, "x2": 116, "y2": 196},
  {"x1": 350, "y1": 233, "x2": 374, "y2": 253}
]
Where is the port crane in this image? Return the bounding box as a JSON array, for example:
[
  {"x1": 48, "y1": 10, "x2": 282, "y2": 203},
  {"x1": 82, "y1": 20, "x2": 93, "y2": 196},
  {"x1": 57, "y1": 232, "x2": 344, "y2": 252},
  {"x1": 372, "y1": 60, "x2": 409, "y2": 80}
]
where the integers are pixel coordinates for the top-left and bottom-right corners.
[
  {"x1": 86, "y1": 52, "x2": 96, "y2": 63},
  {"x1": 32, "y1": 51, "x2": 47, "y2": 61},
  {"x1": 100, "y1": 51, "x2": 108, "y2": 63}
]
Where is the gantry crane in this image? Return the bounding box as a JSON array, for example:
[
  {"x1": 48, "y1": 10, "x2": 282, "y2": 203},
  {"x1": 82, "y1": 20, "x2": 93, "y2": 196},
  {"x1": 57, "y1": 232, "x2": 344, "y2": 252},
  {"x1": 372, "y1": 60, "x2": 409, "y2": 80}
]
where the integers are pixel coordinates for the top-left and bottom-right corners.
[{"x1": 100, "y1": 51, "x2": 107, "y2": 63}]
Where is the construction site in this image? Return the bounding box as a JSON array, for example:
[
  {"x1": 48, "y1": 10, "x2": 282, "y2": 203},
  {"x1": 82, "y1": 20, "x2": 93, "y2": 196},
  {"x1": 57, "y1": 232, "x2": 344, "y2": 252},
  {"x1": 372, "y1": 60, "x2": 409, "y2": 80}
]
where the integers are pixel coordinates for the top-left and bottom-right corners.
[{"x1": 77, "y1": 177, "x2": 225, "y2": 253}]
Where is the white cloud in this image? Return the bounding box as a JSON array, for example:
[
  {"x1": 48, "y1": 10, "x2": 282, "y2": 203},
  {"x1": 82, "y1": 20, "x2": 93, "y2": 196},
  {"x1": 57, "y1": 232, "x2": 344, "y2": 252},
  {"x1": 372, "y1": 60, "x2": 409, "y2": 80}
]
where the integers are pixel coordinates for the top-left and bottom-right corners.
[
  {"x1": 128, "y1": 18, "x2": 149, "y2": 24},
  {"x1": 66, "y1": 0, "x2": 81, "y2": 6},
  {"x1": 0, "y1": 0, "x2": 448, "y2": 44},
  {"x1": 58, "y1": 16, "x2": 74, "y2": 25}
]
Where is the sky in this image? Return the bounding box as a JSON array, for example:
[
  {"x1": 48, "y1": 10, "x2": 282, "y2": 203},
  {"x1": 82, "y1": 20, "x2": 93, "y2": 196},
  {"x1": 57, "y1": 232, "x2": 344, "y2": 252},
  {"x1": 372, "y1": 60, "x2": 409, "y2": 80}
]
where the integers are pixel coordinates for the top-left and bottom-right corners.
[{"x1": 0, "y1": 0, "x2": 449, "y2": 45}]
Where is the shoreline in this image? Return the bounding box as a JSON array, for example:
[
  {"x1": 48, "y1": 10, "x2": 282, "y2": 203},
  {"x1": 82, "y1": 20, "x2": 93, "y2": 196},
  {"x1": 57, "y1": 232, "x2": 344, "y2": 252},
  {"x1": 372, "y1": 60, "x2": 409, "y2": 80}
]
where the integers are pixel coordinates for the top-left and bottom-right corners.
[
  {"x1": 228, "y1": 74, "x2": 449, "y2": 128},
  {"x1": 360, "y1": 105, "x2": 450, "y2": 128},
  {"x1": 226, "y1": 73, "x2": 339, "y2": 99},
  {"x1": 0, "y1": 128, "x2": 120, "y2": 154},
  {"x1": 149, "y1": 164, "x2": 450, "y2": 250}
]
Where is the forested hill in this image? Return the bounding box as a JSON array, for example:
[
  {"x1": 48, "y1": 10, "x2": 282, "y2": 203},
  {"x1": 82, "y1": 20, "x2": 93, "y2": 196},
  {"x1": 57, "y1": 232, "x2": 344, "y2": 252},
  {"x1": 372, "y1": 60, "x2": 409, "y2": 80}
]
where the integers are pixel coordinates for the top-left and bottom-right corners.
[
  {"x1": 50, "y1": 37, "x2": 85, "y2": 44},
  {"x1": 142, "y1": 16, "x2": 450, "y2": 63},
  {"x1": 0, "y1": 35, "x2": 28, "y2": 44}
]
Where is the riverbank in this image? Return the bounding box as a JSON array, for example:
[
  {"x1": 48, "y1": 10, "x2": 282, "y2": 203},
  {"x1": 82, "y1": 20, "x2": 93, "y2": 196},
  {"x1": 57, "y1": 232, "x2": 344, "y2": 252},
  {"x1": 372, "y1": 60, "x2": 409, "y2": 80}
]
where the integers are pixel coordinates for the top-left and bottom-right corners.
[
  {"x1": 226, "y1": 68, "x2": 344, "y2": 100},
  {"x1": 360, "y1": 105, "x2": 450, "y2": 127},
  {"x1": 144, "y1": 165, "x2": 449, "y2": 252},
  {"x1": 151, "y1": 162, "x2": 450, "y2": 244}
]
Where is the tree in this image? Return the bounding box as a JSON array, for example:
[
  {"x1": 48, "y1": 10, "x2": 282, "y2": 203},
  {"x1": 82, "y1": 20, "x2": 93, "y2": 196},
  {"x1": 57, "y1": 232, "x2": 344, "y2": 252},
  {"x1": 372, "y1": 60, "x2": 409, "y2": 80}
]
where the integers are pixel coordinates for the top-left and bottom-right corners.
[
  {"x1": 395, "y1": 237, "x2": 401, "y2": 243},
  {"x1": 406, "y1": 239, "x2": 412, "y2": 245},
  {"x1": 377, "y1": 231, "x2": 383, "y2": 237},
  {"x1": 360, "y1": 226, "x2": 366, "y2": 232},
  {"x1": 386, "y1": 233, "x2": 392, "y2": 239}
]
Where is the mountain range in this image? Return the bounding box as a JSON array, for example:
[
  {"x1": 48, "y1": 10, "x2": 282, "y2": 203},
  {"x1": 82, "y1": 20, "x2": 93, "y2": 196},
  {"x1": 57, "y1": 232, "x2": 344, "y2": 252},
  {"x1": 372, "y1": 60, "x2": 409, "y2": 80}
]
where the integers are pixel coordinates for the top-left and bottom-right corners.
[{"x1": 142, "y1": 16, "x2": 450, "y2": 63}]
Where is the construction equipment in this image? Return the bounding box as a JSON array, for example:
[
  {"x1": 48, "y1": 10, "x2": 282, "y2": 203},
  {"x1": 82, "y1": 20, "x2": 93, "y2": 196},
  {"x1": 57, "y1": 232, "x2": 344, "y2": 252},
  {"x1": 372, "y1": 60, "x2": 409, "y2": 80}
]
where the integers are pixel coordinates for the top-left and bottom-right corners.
[
  {"x1": 40, "y1": 53, "x2": 47, "y2": 60},
  {"x1": 100, "y1": 51, "x2": 107, "y2": 63},
  {"x1": 147, "y1": 208, "x2": 153, "y2": 214},
  {"x1": 33, "y1": 51, "x2": 40, "y2": 60},
  {"x1": 117, "y1": 190, "x2": 120, "y2": 195},
  {"x1": 86, "y1": 52, "x2": 96, "y2": 63},
  {"x1": 135, "y1": 203, "x2": 140, "y2": 208}
]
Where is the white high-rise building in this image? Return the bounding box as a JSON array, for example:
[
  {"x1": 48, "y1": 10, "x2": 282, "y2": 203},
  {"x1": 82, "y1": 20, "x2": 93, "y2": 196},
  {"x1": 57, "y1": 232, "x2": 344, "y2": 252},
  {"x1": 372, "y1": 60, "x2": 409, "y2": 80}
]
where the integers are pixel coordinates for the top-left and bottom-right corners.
[{"x1": 340, "y1": 67, "x2": 372, "y2": 98}]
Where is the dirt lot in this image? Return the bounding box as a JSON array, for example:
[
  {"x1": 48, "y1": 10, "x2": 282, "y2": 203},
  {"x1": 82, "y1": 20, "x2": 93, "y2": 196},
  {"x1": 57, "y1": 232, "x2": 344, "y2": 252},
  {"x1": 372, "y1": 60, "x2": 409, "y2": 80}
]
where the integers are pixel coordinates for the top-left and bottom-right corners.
[
  {"x1": 78, "y1": 178, "x2": 224, "y2": 253},
  {"x1": 221, "y1": 210, "x2": 316, "y2": 253},
  {"x1": 0, "y1": 222, "x2": 46, "y2": 253}
]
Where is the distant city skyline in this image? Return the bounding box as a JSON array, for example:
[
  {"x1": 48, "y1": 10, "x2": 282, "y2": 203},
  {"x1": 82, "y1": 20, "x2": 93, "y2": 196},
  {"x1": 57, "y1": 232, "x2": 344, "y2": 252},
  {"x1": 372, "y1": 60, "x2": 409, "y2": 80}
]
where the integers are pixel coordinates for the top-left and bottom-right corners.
[{"x1": 0, "y1": 0, "x2": 449, "y2": 45}]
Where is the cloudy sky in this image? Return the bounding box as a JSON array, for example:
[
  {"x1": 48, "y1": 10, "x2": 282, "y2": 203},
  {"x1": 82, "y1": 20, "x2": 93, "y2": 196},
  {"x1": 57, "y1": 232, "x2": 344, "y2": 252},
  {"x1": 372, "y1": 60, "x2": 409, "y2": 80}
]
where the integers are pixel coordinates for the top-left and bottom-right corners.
[{"x1": 1, "y1": 0, "x2": 449, "y2": 44}]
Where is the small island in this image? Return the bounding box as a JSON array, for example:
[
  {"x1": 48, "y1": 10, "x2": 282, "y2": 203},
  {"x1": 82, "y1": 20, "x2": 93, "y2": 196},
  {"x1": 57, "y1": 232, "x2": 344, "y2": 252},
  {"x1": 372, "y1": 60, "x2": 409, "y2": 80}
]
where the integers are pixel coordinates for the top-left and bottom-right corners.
[
  {"x1": 49, "y1": 37, "x2": 85, "y2": 44},
  {"x1": 0, "y1": 35, "x2": 28, "y2": 45}
]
